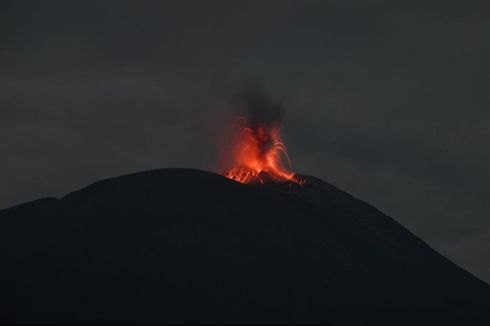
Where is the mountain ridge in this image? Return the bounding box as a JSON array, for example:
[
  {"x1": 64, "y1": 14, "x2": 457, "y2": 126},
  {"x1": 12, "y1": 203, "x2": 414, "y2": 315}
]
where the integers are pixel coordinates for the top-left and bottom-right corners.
[{"x1": 1, "y1": 168, "x2": 489, "y2": 324}]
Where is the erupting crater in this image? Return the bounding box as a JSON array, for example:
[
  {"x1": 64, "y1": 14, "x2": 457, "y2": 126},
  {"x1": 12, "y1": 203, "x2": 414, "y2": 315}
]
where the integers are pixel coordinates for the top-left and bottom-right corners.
[{"x1": 223, "y1": 118, "x2": 304, "y2": 186}]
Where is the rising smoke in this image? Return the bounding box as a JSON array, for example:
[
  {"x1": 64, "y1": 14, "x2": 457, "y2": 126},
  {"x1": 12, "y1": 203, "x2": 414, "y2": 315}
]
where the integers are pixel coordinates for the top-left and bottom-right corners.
[{"x1": 235, "y1": 83, "x2": 285, "y2": 128}]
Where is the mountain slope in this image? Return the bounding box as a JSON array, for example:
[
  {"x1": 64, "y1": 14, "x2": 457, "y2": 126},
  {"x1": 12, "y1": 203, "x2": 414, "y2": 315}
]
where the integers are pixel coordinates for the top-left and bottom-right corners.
[{"x1": 1, "y1": 168, "x2": 489, "y2": 324}]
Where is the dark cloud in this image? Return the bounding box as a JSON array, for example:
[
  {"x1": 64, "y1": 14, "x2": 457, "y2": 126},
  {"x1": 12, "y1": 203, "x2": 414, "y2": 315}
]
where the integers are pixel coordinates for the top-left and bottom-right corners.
[{"x1": 1, "y1": 0, "x2": 490, "y2": 283}]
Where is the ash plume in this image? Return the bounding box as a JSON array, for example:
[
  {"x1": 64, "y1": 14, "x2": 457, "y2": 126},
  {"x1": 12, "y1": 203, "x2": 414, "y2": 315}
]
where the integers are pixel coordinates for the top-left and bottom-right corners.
[{"x1": 235, "y1": 84, "x2": 285, "y2": 127}]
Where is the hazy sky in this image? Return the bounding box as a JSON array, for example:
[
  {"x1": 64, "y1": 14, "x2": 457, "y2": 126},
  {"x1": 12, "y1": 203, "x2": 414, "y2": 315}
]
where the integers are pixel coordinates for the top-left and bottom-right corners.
[{"x1": 1, "y1": 1, "x2": 490, "y2": 283}]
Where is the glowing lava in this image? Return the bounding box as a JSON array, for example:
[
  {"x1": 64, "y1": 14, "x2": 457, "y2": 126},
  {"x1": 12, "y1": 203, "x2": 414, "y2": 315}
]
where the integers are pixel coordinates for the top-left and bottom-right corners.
[{"x1": 224, "y1": 118, "x2": 303, "y2": 185}]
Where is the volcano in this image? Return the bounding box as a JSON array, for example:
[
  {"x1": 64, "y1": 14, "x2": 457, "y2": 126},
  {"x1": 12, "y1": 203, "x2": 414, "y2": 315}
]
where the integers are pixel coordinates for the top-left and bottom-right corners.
[{"x1": 1, "y1": 168, "x2": 489, "y2": 324}]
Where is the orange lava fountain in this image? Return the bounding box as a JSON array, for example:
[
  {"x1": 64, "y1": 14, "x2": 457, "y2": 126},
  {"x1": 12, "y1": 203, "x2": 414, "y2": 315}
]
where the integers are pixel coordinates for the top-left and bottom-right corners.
[{"x1": 223, "y1": 118, "x2": 303, "y2": 185}]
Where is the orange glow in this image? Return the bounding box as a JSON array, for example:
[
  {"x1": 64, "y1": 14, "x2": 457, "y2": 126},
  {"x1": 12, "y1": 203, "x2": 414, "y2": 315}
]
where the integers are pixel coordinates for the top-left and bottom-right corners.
[{"x1": 223, "y1": 119, "x2": 304, "y2": 185}]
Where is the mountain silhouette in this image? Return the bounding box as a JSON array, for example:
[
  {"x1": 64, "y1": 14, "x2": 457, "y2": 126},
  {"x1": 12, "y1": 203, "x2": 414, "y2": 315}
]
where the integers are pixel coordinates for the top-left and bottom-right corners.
[{"x1": 1, "y1": 168, "x2": 489, "y2": 324}]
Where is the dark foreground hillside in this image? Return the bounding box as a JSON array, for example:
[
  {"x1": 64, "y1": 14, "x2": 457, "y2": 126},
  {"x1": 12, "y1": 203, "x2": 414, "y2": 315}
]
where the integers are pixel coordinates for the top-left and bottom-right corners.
[{"x1": 1, "y1": 168, "x2": 489, "y2": 324}]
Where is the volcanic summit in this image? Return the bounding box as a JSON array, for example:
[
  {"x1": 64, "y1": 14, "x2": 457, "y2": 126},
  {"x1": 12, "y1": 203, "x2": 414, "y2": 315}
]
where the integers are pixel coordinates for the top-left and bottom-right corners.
[{"x1": 1, "y1": 168, "x2": 489, "y2": 324}]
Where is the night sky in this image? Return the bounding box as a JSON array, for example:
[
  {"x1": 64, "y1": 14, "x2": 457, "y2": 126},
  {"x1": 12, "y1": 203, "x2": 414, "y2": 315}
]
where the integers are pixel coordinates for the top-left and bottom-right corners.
[{"x1": 1, "y1": 1, "x2": 490, "y2": 283}]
